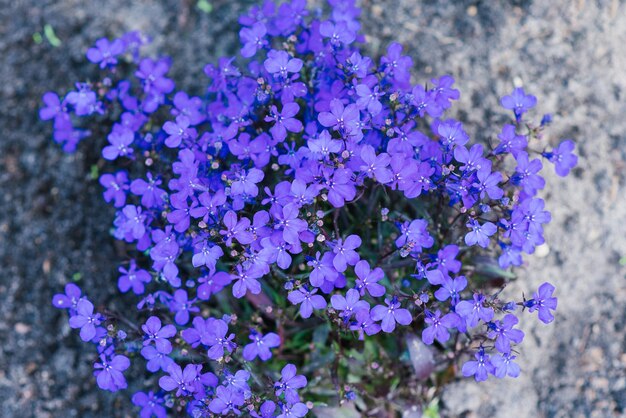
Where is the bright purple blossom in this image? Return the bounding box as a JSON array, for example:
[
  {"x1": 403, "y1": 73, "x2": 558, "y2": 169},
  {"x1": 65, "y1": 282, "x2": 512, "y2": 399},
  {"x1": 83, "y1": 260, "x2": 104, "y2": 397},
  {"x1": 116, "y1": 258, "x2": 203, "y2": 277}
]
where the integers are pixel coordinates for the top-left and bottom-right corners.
[
  {"x1": 94, "y1": 354, "x2": 130, "y2": 392},
  {"x1": 354, "y1": 260, "x2": 386, "y2": 297},
  {"x1": 500, "y1": 87, "x2": 536, "y2": 120},
  {"x1": 288, "y1": 286, "x2": 327, "y2": 318},
  {"x1": 86, "y1": 38, "x2": 124, "y2": 68},
  {"x1": 524, "y1": 282, "x2": 558, "y2": 324},
  {"x1": 68, "y1": 299, "x2": 102, "y2": 341},
  {"x1": 462, "y1": 347, "x2": 495, "y2": 382},
  {"x1": 274, "y1": 364, "x2": 307, "y2": 404},
  {"x1": 465, "y1": 219, "x2": 497, "y2": 248},
  {"x1": 243, "y1": 330, "x2": 281, "y2": 361},
  {"x1": 422, "y1": 309, "x2": 458, "y2": 345},
  {"x1": 330, "y1": 235, "x2": 361, "y2": 272},
  {"x1": 142, "y1": 316, "x2": 177, "y2": 353},
  {"x1": 370, "y1": 297, "x2": 412, "y2": 333}
]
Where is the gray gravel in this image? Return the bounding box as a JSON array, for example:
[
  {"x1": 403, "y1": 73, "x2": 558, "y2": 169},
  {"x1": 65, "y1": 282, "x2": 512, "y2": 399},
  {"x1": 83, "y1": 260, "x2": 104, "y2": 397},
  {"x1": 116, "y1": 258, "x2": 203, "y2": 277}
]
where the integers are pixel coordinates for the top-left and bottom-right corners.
[{"x1": 0, "y1": 0, "x2": 624, "y2": 417}]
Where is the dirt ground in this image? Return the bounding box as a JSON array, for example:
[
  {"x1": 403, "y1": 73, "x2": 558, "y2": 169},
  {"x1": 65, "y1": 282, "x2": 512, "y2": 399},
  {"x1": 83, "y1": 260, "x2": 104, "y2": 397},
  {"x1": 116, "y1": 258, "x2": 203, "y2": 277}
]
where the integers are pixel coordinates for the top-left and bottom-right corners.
[{"x1": 0, "y1": 0, "x2": 624, "y2": 417}]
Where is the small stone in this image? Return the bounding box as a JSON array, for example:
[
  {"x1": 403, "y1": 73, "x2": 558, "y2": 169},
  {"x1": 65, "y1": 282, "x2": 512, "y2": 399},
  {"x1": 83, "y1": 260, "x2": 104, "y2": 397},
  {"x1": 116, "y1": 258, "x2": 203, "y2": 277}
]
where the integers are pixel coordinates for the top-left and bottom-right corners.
[{"x1": 15, "y1": 322, "x2": 30, "y2": 334}]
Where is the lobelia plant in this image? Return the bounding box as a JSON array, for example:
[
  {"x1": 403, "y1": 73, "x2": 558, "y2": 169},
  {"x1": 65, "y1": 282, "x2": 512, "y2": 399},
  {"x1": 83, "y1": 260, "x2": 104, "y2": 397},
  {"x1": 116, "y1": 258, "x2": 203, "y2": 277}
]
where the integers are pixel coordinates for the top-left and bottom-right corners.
[{"x1": 42, "y1": 0, "x2": 577, "y2": 416}]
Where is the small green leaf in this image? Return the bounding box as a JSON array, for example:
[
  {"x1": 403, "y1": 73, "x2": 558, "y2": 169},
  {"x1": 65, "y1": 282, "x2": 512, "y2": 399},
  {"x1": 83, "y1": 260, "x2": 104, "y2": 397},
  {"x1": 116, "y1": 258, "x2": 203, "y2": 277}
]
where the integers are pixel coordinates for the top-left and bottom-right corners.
[
  {"x1": 197, "y1": 0, "x2": 213, "y2": 13},
  {"x1": 619, "y1": 256, "x2": 626, "y2": 266},
  {"x1": 33, "y1": 32, "x2": 43, "y2": 44},
  {"x1": 43, "y1": 24, "x2": 62, "y2": 47},
  {"x1": 71, "y1": 272, "x2": 83, "y2": 282},
  {"x1": 89, "y1": 164, "x2": 99, "y2": 180},
  {"x1": 423, "y1": 399, "x2": 440, "y2": 418}
]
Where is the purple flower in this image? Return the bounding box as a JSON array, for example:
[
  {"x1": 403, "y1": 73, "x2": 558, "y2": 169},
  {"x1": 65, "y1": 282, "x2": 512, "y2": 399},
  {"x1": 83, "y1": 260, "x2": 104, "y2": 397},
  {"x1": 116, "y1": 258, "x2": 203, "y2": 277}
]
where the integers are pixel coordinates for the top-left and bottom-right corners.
[
  {"x1": 206, "y1": 319, "x2": 237, "y2": 360},
  {"x1": 132, "y1": 391, "x2": 166, "y2": 418},
  {"x1": 318, "y1": 99, "x2": 361, "y2": 140},
  {"x1": 264, "y1": 50, "x2": 303, "y2": 78},
  {"x1": 512, "y1": 152, "x2": 545, "y2": 195},
  {"x1": 491, "y1": 352, "x2": 521, "y2": 378},
  {"x1": 544, "y1": 139, "x2": 578, "y2": 177},
  {"x1": 288, "y1": 286, "x2": 327, "y2": 318},
  {"x1": 455, "y1": 293, "x2": 494, "y2": 328},
  {"x1": 231, "y1": 167, "x2": 265, "y2": 197},
  {"x1": 410, "y1": 84, "x2": 441, "y2": 118},
  {"x1": 265, "y1": 103, "x2": 303, "y2": 141},
  {"x1": 422, "y1": 309, "x2": 458, "y2": 345},
  {"x1": 209, "y1": 385, "x2": 245, "y2": 415},
  {"x1": 220, "y1": 211, "x2": 254, "y2": 246},
  {"x1": 130, "y1": 173, "x2": 166, "y2": 208},
  {"x1": 197, "y1": 271, "x2": 232, "y2": 300},
  {"x1": 462, "y1": 347, "x2": 495, "y2": 382},
  {"x1": 140, "y1": 345, "x2": 174, "y2": 373},
  {"x1": 192, "y1": 240, "x2": 223, "y2": 270},
  {"x1": 307, "y1": 130, "x2": 342, "y2": 160},
  {"x1": 277, "y1": 402, "x2": 309, "y2": 418},
  {"x1": 240, "y1": 22, "x2": 268, "y2": 58},
  {"x1": 39, "y1": 92, "x2": 63, "y2": 121},
  {"x1": 159, "y1": 363, "x2": 197, "y2": 397},
  {"x1": 65, "y1": 83, "x2": 100, "y2": 116},
  {"x1": 465, "y1": 219, "x2": 497, "y2": 248},
  {"x1": 524, "y1": 282, "x2": 558, "y2": 324},
  {"x1": 454, "y1": 143, "x2": 488, "y2": 172},
  {"x1": 395, "y1": 219, "x2": 434, "y2": 252},
  {"x1": 231, "y1": 264, "x2": 264, "y2": 298},
  {"x1": 360, "y1": 145, "x2": 392, "y2": 184},
  {"x1": 307, "y1": 251, "x2": 338, "y2": 287},
  {"x1": 500, "y1": 87, "x2": 536, "y2": 120},
  {"x1": 68, "y1": 299, "x2": 102, "y2": 341},
  {"x1": 330, "y1": 288, "x2": 369, "y2": 320},
  {"x1": 474, "y1": 165, "x2": 504, "y2": 200},
  {"x1": 52, "y1": 283, "x2": 82, "y2": 310},
  {"x1": 94, "y1": 354, "x2": 130, "y2": 392},
  {"x1": 242, "y1": 330, "x2": 281, "y2": 361},
  {"x1": 354, "y1": 260, "x2": 386, "y2": 297},
  {"x1": 494, "y1": 124, "x2": 527, "y2": 156},
  {"x1": 435, "y1": 245, "x2": 462, "y2": 274},
  {"x1": 272, "y1": 203, "x2": 308, "y2": 245},
  {"x1": 437, "y1": 120, "x2": 469, "y2": 148},
  {"x1": 275, "y1": 364, "x2": 307, "y2": 404},
  {"x1": 355, "y1": 83, "x2": 383, "y2": 116},
  {"x1": 118, "y1": 260, "x2": 151, "y2": 294},
  {"x1": 135, "y1": 58, "x2": 175, "y2": 95},
  {"x1": 170, "y1": 289, "x2": 199, "y2": 325},
  {"x1": 487, "y1": 314, "x2": 525, "y2": 353},
  {"x1": 99, "y1": 171, "x2": 129, "y2": 208},
  {"x1": 320, "y1": 20, "x2": 356, "y2": 46},
  {"x1": 142, "y1": 316, "x2": 177, "y2": 353},
  {"x1": 163, "y1": 115, "x2": 197, "y2": 148},
  {"x1": 434, "y1": 275, "x2": 467, "y2": 305},
  {"x1": 330, "y1": 235, "x2": 361, "y2": 272},
  {"x1": 86, "y1": 37, "x2": 124, "y2": 68},
  {"x1": 324, "y1": 168, "x2": 357, "y2": 207},
  {"x1": 181, "y1": 317, "x2": 215, "y2": 348},
  {"x1": 370, "y1": 297, "x2": 412, "y2": 333},
  {"x1": 349, "y1": 309, "x2": 381, "y2": 340},
  {"x1": 102, "y1": 126, "x2": 134, "y2": 160}
]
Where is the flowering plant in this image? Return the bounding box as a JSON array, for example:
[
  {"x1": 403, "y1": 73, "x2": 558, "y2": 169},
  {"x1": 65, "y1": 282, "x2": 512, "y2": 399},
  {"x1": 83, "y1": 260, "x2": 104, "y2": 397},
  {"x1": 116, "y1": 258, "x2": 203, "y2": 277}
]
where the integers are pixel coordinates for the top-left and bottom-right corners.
[{"x1": 42, "y1": 0, "x2": 576, "y2": 416}]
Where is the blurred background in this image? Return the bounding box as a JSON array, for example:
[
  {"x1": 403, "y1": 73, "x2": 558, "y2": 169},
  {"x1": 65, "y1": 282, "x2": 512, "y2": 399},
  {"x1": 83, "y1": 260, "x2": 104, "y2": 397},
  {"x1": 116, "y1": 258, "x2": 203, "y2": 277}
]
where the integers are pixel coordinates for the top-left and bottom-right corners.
[{"x1": 0, "y1": 0, "x2": 624, "y2": 417}]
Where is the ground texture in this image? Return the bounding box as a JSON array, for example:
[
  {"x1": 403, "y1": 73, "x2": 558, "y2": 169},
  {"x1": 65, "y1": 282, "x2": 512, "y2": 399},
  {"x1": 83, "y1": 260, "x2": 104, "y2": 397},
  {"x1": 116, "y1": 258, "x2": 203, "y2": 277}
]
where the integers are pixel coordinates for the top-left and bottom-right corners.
[{"x1": 0, "y1": 0, "x2": 624, "y2": 417}]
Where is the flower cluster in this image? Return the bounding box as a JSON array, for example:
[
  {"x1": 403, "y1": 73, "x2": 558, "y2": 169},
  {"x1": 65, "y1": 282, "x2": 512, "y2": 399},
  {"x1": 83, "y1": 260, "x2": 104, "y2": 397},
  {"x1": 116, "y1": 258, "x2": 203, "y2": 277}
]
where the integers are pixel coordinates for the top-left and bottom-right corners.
[{"x1": 45, "y1": 0, "x2": 576, "y2": 416}]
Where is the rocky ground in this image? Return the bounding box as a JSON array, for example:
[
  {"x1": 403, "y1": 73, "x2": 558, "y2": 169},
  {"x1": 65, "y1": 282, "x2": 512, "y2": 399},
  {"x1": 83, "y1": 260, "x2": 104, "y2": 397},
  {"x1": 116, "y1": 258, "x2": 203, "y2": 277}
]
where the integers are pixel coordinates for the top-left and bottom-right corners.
[{"x1": 0, "y1": 0, "x2": 624, "y2": 417}]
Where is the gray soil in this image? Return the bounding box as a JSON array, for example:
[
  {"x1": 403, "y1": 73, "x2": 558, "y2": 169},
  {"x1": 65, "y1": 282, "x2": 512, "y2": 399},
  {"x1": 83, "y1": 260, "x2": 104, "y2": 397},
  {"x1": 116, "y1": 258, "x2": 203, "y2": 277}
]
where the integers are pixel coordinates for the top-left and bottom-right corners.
[{"x1": 0, "y1": 0, "x2": 624, "y2": 417}]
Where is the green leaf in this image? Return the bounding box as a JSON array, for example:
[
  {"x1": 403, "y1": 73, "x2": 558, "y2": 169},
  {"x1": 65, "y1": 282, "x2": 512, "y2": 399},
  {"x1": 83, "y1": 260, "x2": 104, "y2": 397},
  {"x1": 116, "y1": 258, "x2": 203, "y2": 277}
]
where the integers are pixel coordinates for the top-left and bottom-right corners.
[
  {"x1": 33, "y1": 32, "x2": 43, "y2": 44},
  {"x1": 197, "y1": 0, "x2": 213, "y2": 13},
  {"x1": 423, "y1": 399, "x2": 440, "y2": 418},
  {"x1": 89, "y1": 164, "x2": 99, "y2": 180},
  {"x1": 43, "y1": 24, "x2": 62, "y2": 47}
]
